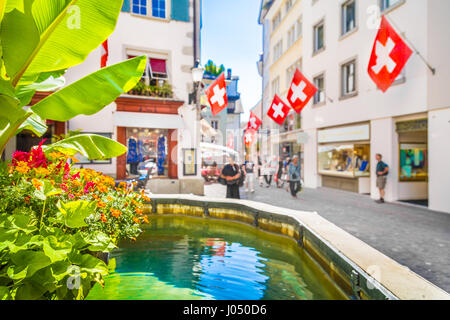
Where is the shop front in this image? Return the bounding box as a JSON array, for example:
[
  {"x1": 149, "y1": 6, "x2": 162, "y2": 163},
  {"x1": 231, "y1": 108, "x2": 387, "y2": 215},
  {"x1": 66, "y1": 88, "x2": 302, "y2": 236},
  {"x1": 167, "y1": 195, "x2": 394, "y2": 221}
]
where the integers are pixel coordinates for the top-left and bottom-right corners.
[{"x1": 318, "y1": 123, "x2": 371, "y2": 193}]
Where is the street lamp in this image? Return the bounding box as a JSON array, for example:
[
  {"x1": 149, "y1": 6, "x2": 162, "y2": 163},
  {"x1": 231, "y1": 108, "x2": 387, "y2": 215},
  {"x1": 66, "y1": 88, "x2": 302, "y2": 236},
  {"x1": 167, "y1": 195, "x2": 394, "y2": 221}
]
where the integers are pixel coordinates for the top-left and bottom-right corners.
[
  {"x1": 191, "y1": 63, "x2": 205, "y2": 84},
  {"x1": 190, "y1": 61, "x2": 204, "y2": 120}
]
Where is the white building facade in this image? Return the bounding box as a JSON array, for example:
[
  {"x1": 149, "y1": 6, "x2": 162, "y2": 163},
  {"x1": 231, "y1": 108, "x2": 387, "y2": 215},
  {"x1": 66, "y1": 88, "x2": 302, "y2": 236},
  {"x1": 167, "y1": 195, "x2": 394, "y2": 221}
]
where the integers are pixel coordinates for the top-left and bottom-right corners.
[
  {"x1": 60, "y1": 0, "x2": 204, "y2": 194},
  {"x1": 297, "y1": 0, "x2": 450, "y2": 213}
]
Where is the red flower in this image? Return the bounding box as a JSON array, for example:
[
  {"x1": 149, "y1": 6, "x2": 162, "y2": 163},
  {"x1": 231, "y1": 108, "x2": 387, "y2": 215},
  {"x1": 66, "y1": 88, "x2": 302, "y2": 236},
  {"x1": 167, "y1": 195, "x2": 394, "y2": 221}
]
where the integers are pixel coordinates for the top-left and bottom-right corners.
[
  {"x1": 60, "y1": 184, "x2": 69, "y2": 193},
  {"x1": 84, "y1": 181, "x2": 96, "y2": 194},
  {"x1": 71, "y1": 172, "x2": 81, "y2": 180},
  {"x1": 29, "y1": 139, "x2": 48, "y2": 168},
  {"x1": 12, "y1": 151, "x2": 30, "y2": 165},
  {"x1": 63, "y1": 163, "x2": 70, "y2": 180}
]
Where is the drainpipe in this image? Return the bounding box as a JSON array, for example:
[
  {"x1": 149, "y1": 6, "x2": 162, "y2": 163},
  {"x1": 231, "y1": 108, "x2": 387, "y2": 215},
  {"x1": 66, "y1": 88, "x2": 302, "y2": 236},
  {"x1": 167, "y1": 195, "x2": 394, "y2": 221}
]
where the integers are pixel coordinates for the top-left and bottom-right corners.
[{"x1": 193, "y1": 0, "x2": 201, "y2": 66}]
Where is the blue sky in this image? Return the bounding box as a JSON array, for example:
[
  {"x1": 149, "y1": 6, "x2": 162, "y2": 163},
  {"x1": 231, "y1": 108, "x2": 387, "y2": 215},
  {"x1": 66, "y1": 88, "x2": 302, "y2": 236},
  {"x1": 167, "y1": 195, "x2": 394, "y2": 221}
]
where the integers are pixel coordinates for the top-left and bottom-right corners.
[{"x1": 201, "y1": 0, "x2": 262, "y2": 122}]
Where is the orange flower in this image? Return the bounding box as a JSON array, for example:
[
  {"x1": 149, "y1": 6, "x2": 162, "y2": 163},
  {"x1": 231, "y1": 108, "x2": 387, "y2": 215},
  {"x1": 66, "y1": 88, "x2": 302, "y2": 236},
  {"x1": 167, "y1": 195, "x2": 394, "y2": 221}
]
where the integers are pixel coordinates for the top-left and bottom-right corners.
[
  {"x1": 34, "y1": 167, "x2": 50, "y2": 176},
  {"x1": 32, "y1": 178, "x2": 43, "y2": 190},
  {"x1": 100, "y1": 214, "x2": 107, "y2": 223},
  {"x1": 24, "y1": 196, "x2": 31, "y2": 204},
  {"x1": 107, "y1": 196, "x2": 113, "y2": 202},
  {"x1": 97, "y1": 200, "x2": 106, "y2": 208},
  {"x1": 143, "y1": 216, "x2": 149, "y2": 224},
  {"x1": 136, "y1": 207, "x2": 143, "y2": 215},
  {"x1": 133, "y1": 217, "x2": 141, "y2": 224},
  {"x1": 92, "y1": 194, "x2": 99, "y2": 200},
  {"x1": 110, "y1": 208, "x2": 122, "y2": 218},
  {"x1": 15, "y1": 161, "x2": 30, "y2": 174}
]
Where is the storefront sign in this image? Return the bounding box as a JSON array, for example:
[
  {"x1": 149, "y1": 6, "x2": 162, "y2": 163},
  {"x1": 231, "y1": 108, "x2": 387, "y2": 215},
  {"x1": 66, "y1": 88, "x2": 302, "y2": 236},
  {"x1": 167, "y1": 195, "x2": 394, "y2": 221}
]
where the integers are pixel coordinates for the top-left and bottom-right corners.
[
  {"x1": 318, "y1": 124, "x2": 369, "y2": 143},
  {"x1": 396, "y1": 119, "x2": 427, "y2": 133}
]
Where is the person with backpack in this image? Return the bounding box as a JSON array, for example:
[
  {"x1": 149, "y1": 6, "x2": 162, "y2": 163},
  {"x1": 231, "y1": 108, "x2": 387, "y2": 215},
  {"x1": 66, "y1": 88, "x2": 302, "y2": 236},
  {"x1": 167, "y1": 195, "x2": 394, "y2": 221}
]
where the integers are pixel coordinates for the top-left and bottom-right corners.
[{"x1": 375, "y1": 153, "x2": 389, "y2": 203}]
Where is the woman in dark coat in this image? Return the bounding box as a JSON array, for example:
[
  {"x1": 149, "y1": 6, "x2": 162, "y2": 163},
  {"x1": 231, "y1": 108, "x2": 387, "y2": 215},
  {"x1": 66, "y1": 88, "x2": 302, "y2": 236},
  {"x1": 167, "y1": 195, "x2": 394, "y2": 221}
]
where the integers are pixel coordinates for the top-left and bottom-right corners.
[{"x1": 220, "y1": 156, "x2": 241, "y2": 199}]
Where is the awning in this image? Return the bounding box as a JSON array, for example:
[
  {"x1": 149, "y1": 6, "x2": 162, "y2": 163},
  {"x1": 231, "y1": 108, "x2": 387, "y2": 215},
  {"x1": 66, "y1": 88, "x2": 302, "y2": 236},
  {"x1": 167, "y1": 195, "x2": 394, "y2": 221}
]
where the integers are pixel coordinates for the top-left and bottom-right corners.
[
  {"x1": 150, "y1": 58, "x2": 167, "y2": 75},
  {"x1": 114, "y1": 111, "x2": 184, "y2": 129},
  {"x1": 200, "y1": 119, "x2": 218, "y2": 138}
]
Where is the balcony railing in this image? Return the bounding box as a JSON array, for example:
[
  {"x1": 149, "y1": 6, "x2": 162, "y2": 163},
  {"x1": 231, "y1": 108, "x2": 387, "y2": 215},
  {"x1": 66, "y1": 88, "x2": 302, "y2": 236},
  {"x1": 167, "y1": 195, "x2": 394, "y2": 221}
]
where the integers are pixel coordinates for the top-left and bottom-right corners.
[{"x1": 128, "y1": 80, "x2": 174, "y2": 99}]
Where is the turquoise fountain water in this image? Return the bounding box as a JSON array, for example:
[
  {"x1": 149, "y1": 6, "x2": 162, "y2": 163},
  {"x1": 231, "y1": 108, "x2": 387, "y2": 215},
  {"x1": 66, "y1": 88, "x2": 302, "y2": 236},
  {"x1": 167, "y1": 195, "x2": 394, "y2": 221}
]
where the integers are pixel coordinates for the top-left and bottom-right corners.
[{"x1": 87, "y1": 215, "x2": 346, "y2": 300}]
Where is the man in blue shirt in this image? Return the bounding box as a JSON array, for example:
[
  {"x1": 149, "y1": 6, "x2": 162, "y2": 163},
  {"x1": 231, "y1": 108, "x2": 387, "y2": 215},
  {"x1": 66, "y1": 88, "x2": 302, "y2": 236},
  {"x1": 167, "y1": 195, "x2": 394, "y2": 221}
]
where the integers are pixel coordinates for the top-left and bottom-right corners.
[
  {"x1": 375, "y1": 153, "x2": 389, "y2": 203},
  {"x1": 288, "y1": 156, "x2": 302, "y2": 198}
]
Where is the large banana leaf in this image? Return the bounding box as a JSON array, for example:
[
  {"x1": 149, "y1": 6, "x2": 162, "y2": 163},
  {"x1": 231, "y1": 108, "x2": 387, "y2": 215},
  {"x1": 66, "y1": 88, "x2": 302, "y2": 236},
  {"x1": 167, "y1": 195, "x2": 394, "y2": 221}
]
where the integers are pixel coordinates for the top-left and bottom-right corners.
[
  {"x1": 15, "y1": 110, "x2": 47, "y2": 137},
  {"x1": 31, "y1": 56, "x2": 146, "y2": 121},
  {"x1": 43, "y1": 134, "x2": 127, "y2": 160},
  {"x1": 0, "y1": 95, "x2": 30, "y2": 153},
  {"x1": 11, "y1": 0, "x2": 124, "y2": 87}
]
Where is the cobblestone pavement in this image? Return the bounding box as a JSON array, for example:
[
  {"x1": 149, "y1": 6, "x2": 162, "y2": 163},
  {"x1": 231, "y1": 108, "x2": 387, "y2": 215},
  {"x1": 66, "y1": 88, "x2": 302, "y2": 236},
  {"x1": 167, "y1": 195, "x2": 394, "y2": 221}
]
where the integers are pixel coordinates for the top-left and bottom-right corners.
[{"x1": 204, "y1": 182, "x2": 450, "y2": 293}]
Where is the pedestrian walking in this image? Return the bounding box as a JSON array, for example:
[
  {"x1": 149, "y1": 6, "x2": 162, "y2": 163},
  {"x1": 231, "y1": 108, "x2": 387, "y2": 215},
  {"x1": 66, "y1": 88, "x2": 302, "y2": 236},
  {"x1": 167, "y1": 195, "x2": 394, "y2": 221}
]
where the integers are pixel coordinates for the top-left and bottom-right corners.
[
  {"x1": 220, "y1": 156, "x2": 241, "y2": 199},
  {"x1": 288, "y1": 156, "x2": 302, "y2": 198},
  {"x1": 375, "y1": 153, "x2": 389, "y2": 203},
  {"x1": 244, "y1": 159, "x2": 255, "y2": 193},
  {"x1": 276, "y1": 157, "x2": 284, "y2": 188}
]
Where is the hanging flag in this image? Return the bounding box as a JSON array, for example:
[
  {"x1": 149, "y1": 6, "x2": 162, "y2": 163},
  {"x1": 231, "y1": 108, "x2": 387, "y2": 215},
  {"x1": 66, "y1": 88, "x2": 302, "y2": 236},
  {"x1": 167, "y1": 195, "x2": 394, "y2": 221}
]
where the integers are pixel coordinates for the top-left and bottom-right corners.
[
  {"x1": 205, "y1": 73, "x2": 228, "y2": 116},
  {"x1": 227, "y1": 131, "x2": 234, "y2": 150},
  {"x1": 368, "y1": 16, "x2": 413, "y2": 92},
  {"x1": 247, "y1": 111, "x2": 262, "y2": 131},
  {"x1": 287, "y1": 68, "x2": 317, "y2": 114},
  {"x1": 244, "y1": 129, "x2": 256, "y2": 147},
  {"x1": 101, "y1": 40, "x2": 108, "y2": 68},
  {"x1": 267, "y1": 94, "x2": 291, "y2": 126}
]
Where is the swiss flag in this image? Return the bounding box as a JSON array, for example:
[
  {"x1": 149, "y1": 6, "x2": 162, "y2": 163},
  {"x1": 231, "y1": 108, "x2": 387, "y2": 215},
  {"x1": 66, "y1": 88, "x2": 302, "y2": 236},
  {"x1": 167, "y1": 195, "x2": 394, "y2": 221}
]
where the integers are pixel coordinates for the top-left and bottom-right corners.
[
  {"x1": 247, "y1": 111, "x2": 262, "y2": 131},
  {"x1": 205, "y1": 73, "x2": 228, "y2": 116},
  {"x1": 368, "y1": 16, "x2": 413, "y2": 92},
  {"x1": 267, "y1": 94, "x2": 291, "y2": 126},
  {"x1": 244, "y1": 129, "x2": 256, "y2": 146},
  {"x1": 101, "y1": 40, "x2": 108, "y2": 68},
  {"x1": 227, "y1": 131, "x2": 234, "y2": 150},
  {"x1": 287, "y1": 69, "x2": 317, "y2": 114}
]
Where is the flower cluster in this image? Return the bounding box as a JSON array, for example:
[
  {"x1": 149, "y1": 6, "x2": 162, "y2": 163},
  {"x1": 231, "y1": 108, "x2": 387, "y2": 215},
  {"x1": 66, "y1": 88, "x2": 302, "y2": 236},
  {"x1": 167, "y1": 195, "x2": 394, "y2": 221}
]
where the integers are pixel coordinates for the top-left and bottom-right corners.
[{"x1": 4, "y1": 141, "x2": 151, "y2": 243}]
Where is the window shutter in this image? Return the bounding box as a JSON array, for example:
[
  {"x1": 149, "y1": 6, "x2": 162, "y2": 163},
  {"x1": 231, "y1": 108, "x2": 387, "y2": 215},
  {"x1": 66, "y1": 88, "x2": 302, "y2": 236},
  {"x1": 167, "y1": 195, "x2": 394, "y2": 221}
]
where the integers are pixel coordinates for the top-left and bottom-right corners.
[
  {"x1": 171, "y1": 0, "x2": 190, "y2": 22},
  {"x1": 122, "y1": 0, "x2": 130, "y2": 12}
]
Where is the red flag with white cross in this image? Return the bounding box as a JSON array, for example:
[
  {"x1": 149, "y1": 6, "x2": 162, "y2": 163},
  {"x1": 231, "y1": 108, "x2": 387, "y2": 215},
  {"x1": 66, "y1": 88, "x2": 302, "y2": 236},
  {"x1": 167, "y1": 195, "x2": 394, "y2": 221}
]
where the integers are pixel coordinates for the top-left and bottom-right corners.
[
  {"x1": 368, "y1": 16, "x2": 413, "y2": 93},
  {"x1": 247, "y1": 111, "x2": 262, "y2": 131},
  {"x1": 287, "y1": 68, "x2": 317, "y2": 114},
  {"x1": 267, "y1": 94, "x2": 291, "y2": 126},
  {"x1": 205, "y1": 73, "x2": 228, "y2": 116},
  {"x1": 101, "y1": 40, "x2": 108, "y2": 68},
  {"x1": 244, "y1": 129, "x2": 256, "y2": 146}
]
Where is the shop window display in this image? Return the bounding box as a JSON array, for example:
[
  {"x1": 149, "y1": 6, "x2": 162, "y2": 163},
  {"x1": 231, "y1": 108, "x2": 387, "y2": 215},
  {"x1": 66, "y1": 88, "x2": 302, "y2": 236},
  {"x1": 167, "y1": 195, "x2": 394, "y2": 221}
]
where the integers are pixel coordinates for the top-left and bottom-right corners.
[
  {"x1": 126, "y1": 128, "x2": 168, "y2": 177},
  {"x1": 399, "y1": 144, "x2": 428, "y2": 181},
  {"x1": 318, "y1": 144, "x2": 370, "y2": 177}
]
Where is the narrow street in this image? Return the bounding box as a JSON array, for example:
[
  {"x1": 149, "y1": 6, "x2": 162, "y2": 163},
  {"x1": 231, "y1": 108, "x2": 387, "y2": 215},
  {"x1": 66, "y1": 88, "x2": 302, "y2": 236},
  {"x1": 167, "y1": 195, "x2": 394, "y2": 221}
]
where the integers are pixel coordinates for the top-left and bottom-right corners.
[{"x1": 204, "y1": 182, "x2": 450, "y2": 293}]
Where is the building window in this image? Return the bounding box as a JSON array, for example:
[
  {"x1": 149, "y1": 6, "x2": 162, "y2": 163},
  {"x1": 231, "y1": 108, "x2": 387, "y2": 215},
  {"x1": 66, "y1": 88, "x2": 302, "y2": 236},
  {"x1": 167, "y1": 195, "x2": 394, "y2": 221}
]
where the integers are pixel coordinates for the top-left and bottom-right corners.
[
  {"x1": 272, "y1": 77, "x2": 280, "y2": 97},
  {"x1": 296, "y1": 16, "x2": 303, "y2": 39},
  {"x1": 273, "y1": 40, "x2": 283, "y2": 63},
  {"x1": 399, "y1": 143, "x2": 428, "y2": 181},
  {"x1": 128, "y1": 54, "x2": 169, "y2": 87},
  {"x1": 132, "y1": 0, "x2": 166, "y2": 19},
  {"x1": 342, "y1": 0, "x2": 356, "y2": 35},
  {"x1": 272, "y1": 11, "x2": 282, "y2": 31},
  {"x1": 341, "y1": 60, "x2": 356, "y2": 97},
  {"x1": 318, "y1": 144, "x2": 370, "y2": 178},
  {"x1": 313, "y1": 20, "x2": 325, "y2": 53},
  {"x1": 211, "y1": 120, "x2": 219, "y2": 130},
  {"x1": 287, "y1": 25, "x2": 296, "y2": 48},
  {"x1": 285, "y1": 0, "x2": 294, "y2": 14},
  {"x1": 313, "y1": 74, "x2": 325, "y2": 104},
  {"x1": 380, "y1": 0, "x2": 403, "y2": 12},
  {"x1": 286, "y1": 59, "x2": 302, "y2": 86}
]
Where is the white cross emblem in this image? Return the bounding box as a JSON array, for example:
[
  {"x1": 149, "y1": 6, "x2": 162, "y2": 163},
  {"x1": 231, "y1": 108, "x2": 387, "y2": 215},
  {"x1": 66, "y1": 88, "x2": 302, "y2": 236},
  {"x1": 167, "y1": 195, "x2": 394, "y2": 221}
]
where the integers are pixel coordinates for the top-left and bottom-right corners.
[
  {"x1": 372, "y1": 37, "x2": 397, "y2": 74},
  {"x1": 210, "y1": 84, "x2": 226, "y2": 106},
  {"x1": 249, "y1": 117, "x2": 257, "y2": 129},
  {"x1": 290, "y1": 81, "x2": 307, "y2": 103},
  {"x1": 272, "y1": 102, "x2": 285, "y2": 119}
]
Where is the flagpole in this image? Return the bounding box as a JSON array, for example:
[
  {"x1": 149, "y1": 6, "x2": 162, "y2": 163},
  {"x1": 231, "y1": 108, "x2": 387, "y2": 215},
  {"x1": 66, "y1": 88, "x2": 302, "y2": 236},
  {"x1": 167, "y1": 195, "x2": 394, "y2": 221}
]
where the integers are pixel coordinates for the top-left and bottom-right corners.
[{"x1": 385, "y1": 15, "x2": 436, "y2": 75}]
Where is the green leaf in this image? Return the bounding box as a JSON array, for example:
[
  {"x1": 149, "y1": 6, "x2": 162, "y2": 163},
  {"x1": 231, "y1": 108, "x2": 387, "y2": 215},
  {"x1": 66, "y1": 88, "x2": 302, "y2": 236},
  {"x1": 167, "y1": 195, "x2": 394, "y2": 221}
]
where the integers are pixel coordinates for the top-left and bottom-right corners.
[
  {"x1": 0, "y1": 0, "x2": 40, "y2": 83},
  {"x1": 14, "y1": 280, "x2": 47, "y2": 300},
  {"x1": 57, "y1": 200, "x2": 95, "y2": 228},
  {"x1": 15, "y1": 111, "x2": 48, "y2": 137},
  {"x1": 43, "y1": 134, "x2": 127, "y2": 160},
  {"x1": 43, "y1": 236, "x2": 72, "y2": 263},
  {"x1": 71, "y1": 253, "x2": 108, "y2": 276},
  {"x1": 7, "y1": 250, "x2": 52, "y2": 280},
  {"x1": 31, "y1": 56, "x2": 147, "y2": 121},
  {"x1": 15, "y1": 0, "x2": 124, "y2": 86},
  {"x1": 84, "y1": 232, "x2": 116, "y2": 253},
  {"x1": 0, "y1": 94, "x2": 30, "y2": 154},
  {"x1": 0, "y1": 286, "x2": 9, "y2": 300},
  {"x1": 15, "y1": 71, "x2": 66, "y2": 107}
]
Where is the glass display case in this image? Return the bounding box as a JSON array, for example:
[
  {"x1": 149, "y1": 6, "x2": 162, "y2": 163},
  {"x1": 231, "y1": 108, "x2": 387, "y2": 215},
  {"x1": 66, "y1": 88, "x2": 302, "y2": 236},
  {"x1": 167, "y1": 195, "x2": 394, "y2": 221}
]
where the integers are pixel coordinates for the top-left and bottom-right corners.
[
  {"x1": 399, "y1": 143, "x2": 428, "y2": 181},
  {"x1": 318, "y1": 144, "x2": 370, "y2": 177}
]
